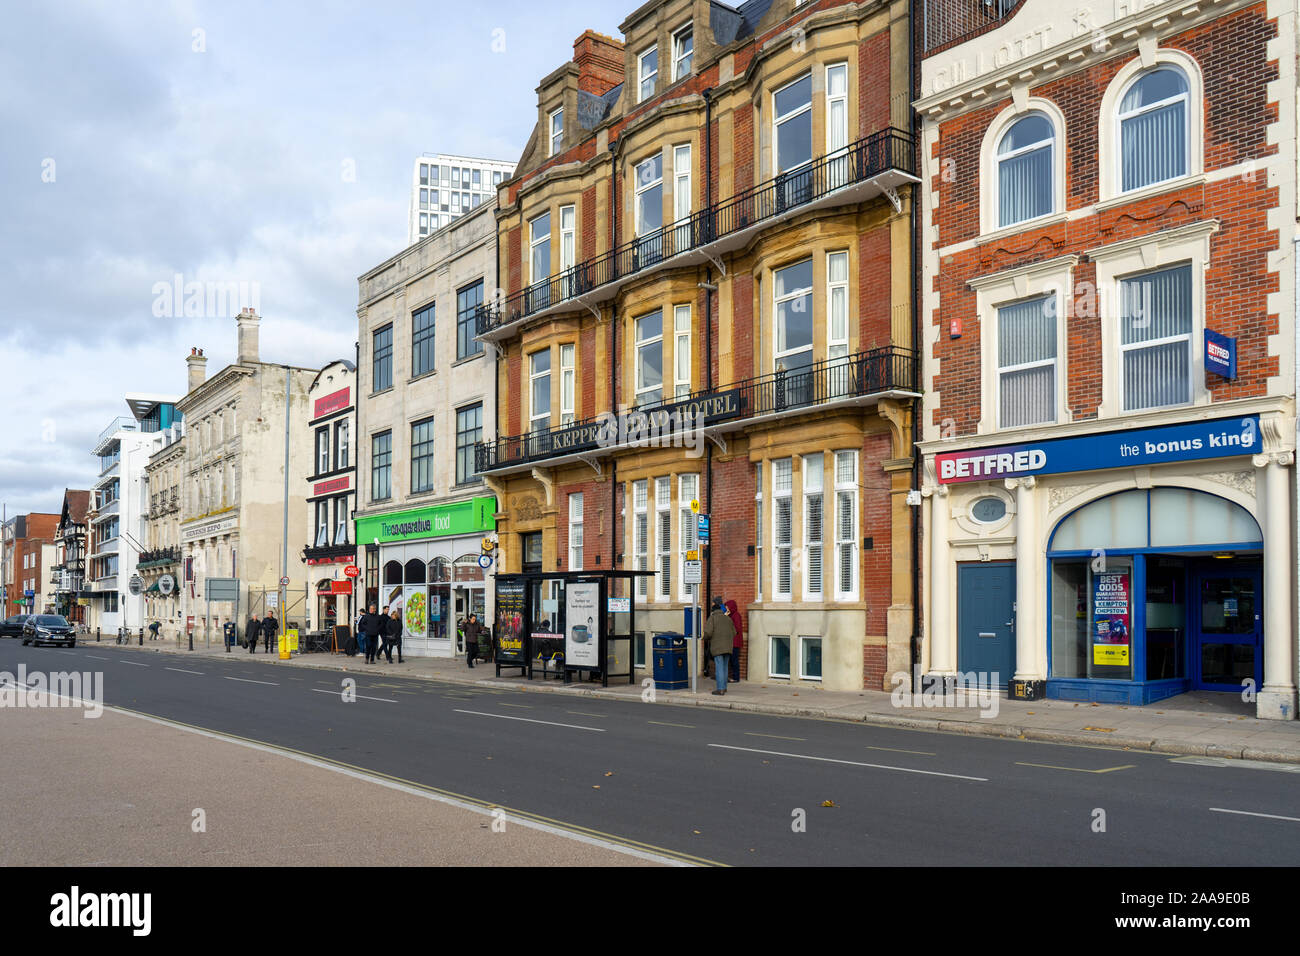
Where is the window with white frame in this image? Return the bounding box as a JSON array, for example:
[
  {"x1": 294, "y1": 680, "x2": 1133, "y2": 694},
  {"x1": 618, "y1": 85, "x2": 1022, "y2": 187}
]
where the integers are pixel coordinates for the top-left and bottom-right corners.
[
  {"x1": 529, "y1": 349, "x2": 551, "y2": 432},
  {"x1": 773, "y1": 459, "x2": 793, "y2": 599},
  {"x1": 336, "y1": 419, "x2": 350, "y2": 470},
  {"x1": 549, "y1": 108, "x2": 564, "y2": 157},
  {"x1": 672, "y1": 144, "x2": 691, "y2": 248},
  {"x1": 633, "y1": 480, "x2": 649, "y2": 598},
  {"x1": 560, "y1": 344, "x2": 575, "y2": 426},
  {"x1": 774, "y1": 73, "x2": 812, "y2": 175},
  {"x1": 827, "y1": 251, "x2": 850, "y2": 393},
  {"x1": 834, "y1": 451, "x2": 857, "y2": 598},
  {"x1": 799, "y1": 636, "x2": 823, "y2": 680},
  {"x1": 802, "y1": 454, "x2": 824, "y2": 600},
  {"x1": 569, "y1": 493, "x2": 583, "y2": 571},
  {"x1": 674, "y1": 304, "x2": 691, "y2": 398},
  {"x1": 996, "y1": 113, "x2": 1054, "y2": 227},
  {"x1": 635, "y1": 310, "x2": 664, "y2": 407},
  {"x1": 997, "y1": 294, "x2": 1057, "y2": 429},
  {"x1": 655, "y1": 477, "x2": 672, "y2": 600},
  {"x1": 775, "y1": 258, "x2": 814, "y2": 378},
  {"x1": 635, "y1": 152, "x2": 663, "y2": 238},
  {"x1": 672, "y1": 24, "x2": 693, "y2": 80},
  {"x1": 1119, "y1": 67, "x2": 1189, "y2": 193},
  {"x1": 638, "y1": 45, "x2": 658, "y2": 102},
  {"x1": 315, "y1": 427, "x2": 330, "y2": 475},
  {"x1": 1120, "y1": 263, "x2": 1193, "y2": 411},
  {"x1": 755, "y1": 462, "x2": 763, "y2": 599},
  {"x1": 770, "y1": 635, "x2": 791, "y2": 678},
  {"x1": 314, "y1": 499, "x2": 329, "y2": 548},
  {"x1": 529, "y1": 211, "x2": 551, "y2": 287},
  {"x1": 560, "y1": 205, "x2": 575, "y2": 273},
  {"x1": 334, "y1": 495, "x2": 349, "y2": 545},
  {"x1": 678, "y1": 474, "x2": 698, "y2": 602},
  {"x1": 826, "y1": 63, "x2": 849, "y2": 187}
]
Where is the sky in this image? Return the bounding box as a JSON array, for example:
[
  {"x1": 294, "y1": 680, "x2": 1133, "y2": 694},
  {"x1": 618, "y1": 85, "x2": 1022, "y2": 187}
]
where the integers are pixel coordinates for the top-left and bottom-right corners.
[{"x1": 0, "y1": 0, "x2": 627, "y2": 517}]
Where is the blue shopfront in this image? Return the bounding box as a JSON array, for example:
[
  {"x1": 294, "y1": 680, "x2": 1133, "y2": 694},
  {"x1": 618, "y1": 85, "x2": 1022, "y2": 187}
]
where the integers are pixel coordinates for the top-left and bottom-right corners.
[{"x1": 936, "y1": 415, "x2": 1270, "y2": 705}]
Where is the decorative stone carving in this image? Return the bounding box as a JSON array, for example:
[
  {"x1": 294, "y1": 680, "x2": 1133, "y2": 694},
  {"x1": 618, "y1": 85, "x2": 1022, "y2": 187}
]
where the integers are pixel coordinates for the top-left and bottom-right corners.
[
  {"x1": 1201, "y1": 471, "x2": 1256, "y2": 498},
  {"x1": 1047, "y1": 484, "x2": 1091, "y2": 512},
  {"x1": 515, "y1": 495, "x2": 542, "y2": 523}
]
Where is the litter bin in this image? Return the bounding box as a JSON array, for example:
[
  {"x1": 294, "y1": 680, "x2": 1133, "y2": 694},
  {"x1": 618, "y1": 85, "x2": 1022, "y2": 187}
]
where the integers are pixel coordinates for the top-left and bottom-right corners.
[{"x1": 652, "y1": 633, "x2": 689, "y2": 690}]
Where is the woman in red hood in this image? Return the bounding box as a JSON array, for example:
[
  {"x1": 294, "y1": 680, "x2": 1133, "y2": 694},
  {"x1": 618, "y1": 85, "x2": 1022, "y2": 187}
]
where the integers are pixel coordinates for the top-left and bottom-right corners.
[{"x1": 725, "y1": 600, "x2": 743, "y2": 683}]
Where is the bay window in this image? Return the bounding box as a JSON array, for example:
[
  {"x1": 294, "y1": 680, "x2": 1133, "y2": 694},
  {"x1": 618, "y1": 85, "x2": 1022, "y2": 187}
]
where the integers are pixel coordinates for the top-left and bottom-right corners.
[
  {"x1": 529, "y1": 349, "x2": 551, "y2": 432},
  {"x1": 560, "y1": 344, "x2": 575, "y2": 426},
  {"x1": 633, "y1": 480, "x2": 649, "y2": 598},
  {"x1": 656, "y1": 477, "x2": 672, "y2": 600},
  {"x1": 635, "y1": 310, "x2": 664, "y2": 407},
  {"x1": 775, "y1": 258, "x2": 814, "y2": 405},
  {"x1": 826, "y1": 63, "x2": 849, "y2": 188},
  {"x1": 773, "y1": 459, "x2": 793, "y2": 599},
  {"x1": 803, "y1": 454, "x2": 824, "y2": 600},
  {"x1": 529, "y1": 211, "x2": 551, "y2": 309},
  {"x1": 673, "y1": 144, "x2": 691, "y2": 249},
  {"x1": 674, "y1": 304, "x2": 691, "y2": 398},
  {"x1": 635, "y1": 152, "x2": 664, "y2": 265},
  {"x1": 834, "y1": 451, "x2": 857, "y2": 599}
]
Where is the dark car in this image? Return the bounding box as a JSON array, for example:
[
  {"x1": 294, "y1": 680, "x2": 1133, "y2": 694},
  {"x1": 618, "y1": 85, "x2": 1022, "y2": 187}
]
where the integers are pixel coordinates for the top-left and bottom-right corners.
[
  {"x1": 22, "y1": 614, "x2": 76, "y2": 648},
  {"x1": 0, "y1": 615, "x2": 32, "y2": 638}
]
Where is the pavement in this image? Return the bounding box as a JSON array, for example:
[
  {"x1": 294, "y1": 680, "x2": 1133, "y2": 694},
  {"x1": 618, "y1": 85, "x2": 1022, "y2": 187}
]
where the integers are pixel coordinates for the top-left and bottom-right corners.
[
  {"x1": 63, "y1": 631, "x2": 1300, "y2": 764},
  {"x1": 0, "y1": 687, "x2": 658, "y2": 867}
]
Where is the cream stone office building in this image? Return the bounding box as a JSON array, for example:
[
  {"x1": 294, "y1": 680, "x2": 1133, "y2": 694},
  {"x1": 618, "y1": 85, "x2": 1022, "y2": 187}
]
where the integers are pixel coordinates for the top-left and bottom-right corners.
[
  {"x1": 175, "y1": 311, "x2": 317, "y2": 641},
  {"x1": 355, "y1": 202, "x2": 499, "y2": 657}
]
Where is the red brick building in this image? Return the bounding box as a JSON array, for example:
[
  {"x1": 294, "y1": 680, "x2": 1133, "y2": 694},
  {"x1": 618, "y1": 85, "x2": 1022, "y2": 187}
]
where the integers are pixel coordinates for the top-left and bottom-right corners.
[
  {"x1": 468, "y1": 0, "x2": 920, "y2": 690},
  {"x1": 915, "y1": 0, "x2": 1297, "y2": 717},
  {"x1": 4, "y1": 512, "x2": 60, "y2": 618}
]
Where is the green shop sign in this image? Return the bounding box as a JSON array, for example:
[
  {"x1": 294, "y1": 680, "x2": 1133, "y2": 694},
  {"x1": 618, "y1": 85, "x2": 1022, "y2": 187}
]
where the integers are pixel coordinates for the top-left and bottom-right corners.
[{"x1": 356, "y1": 496, "x2": 496, "y2": 544}]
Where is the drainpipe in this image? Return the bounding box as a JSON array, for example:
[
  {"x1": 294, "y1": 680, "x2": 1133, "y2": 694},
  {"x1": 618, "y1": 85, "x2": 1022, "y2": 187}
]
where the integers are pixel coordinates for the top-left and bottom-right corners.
[
  {"x1": 909, "y1": 2, "x2": 923, "y2": 681},
  {"x1": 609, "y1": 139, "x2": 619, "y2": 568},
  {"x1": 703, "y1": 87, "x2": 715, "y2": 607}
]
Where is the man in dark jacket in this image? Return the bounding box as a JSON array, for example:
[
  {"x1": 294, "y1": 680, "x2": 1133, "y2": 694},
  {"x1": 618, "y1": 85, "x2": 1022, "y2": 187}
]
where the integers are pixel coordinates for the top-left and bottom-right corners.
[
  {"x1": 261, "y1": 612, "x2": 279, "y2": 653},
  {"x1": 384, "y1": 608, "x2": 402, "y2": 663},
  {"x1": 245, "y1": 617, "x2": 261, "y2": 654},
  {"x1": 359, "y1": 604, "x2": 384, "y2": 664},
  {"x1": 464, "y1": 613, "x2": 482, "y2": 669},
  {"x1": 701, "y1": 596, "x2": 735, "y2": 696}
]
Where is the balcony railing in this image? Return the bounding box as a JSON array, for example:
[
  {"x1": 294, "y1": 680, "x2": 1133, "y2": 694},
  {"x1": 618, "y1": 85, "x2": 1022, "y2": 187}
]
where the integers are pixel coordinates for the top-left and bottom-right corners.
[
  {"x1": 476, "y1": 127, "x2": 916, "y2": 338},
  {"x1": 136, "y1": 546, "x2": 181, "y2": 569},
  {"x1": 923, "y1": 0, "x2": 1023, "y2": 52},
  {"x1": 476, "y1": 345, "x2": 917, "y2": 473},
  {"x1": 94, "y1": 416, "x2": 137, "y2": 450}
]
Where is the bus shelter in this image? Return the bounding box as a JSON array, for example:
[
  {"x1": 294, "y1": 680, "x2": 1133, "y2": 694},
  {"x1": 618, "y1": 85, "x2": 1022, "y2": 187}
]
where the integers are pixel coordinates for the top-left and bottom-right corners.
[{"x1": 491, "y1": 570, "x2": 652, "y2": 687}]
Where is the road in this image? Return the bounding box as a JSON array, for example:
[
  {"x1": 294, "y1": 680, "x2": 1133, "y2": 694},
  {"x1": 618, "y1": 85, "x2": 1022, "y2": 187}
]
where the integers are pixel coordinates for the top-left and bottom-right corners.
[{"x1": 2, "y1": 639, "x2": 1297, "y2": 865}]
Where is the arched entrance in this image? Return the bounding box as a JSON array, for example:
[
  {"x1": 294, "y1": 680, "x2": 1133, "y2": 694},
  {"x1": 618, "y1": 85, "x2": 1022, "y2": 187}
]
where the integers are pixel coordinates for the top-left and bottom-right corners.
[{"x1": 1046, "y1": 487, "x2": 1263, "y2": 703}]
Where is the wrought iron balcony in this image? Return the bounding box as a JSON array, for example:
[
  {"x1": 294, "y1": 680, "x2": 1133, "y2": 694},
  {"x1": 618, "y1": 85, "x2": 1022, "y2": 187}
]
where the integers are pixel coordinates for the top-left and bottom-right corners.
[
  {"x1": 136, "y1": 546, "x2": 181, "y2": 569},
  {"x1": 476, "y1": 127, "x2": 916, "y2": 340},
  {"x1": 475, "y1": 345, "x2": 917, "y2": 474}
]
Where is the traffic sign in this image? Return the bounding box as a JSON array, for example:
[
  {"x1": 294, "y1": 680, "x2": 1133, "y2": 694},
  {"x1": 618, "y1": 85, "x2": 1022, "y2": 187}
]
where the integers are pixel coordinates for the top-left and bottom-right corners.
[
  {"x1": 686, "y1": 549, "x2": 699, "y2": 561},
  {"x1": 690, "y1": 499, "x2": 700, "y2": 513},
  {"x1": 279, "y1": 576, "x2": 290, "y2": 587},
  {"x1": 696, "y1": 513, "x2": 710, "y2": 541},
  {"x1": 343, "y1": 564, "x2": 361, "y2": 579}
]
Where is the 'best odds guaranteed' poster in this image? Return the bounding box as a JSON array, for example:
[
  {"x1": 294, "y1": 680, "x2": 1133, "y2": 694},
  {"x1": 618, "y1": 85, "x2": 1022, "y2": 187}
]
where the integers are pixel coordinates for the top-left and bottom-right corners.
[{"x1": 1093, "y1": 571, "x2": 1131, "y2": 667}]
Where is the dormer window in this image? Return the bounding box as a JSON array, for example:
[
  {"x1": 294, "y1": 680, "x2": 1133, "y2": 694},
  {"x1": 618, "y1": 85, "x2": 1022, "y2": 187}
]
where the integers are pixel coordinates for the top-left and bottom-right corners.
[
  {"x1": 638, "y1": 45, "x2": 658, "y2": 103},
  {"x1": 549, "y1": 108, "x2": 564, "y2": 157},
  {"x1": 672, "y1": 24, "x2": 693, "y2": 80}
]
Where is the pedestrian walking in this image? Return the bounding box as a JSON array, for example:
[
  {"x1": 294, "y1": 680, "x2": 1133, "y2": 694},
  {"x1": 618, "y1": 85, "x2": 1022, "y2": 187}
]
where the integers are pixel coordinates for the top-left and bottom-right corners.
[
  {"x1": 384, "y1": 607, "x2": 402, "y2": 663},
  {"x1": 702, "y1": 596, "x2": 735, "y2": 696},
  {"x1": 245, "y1": 616, "x2": 261, "y2": 654},
  {"x1": 464, "y1": 612, "x2": 482, "y2": 668},
  {"x1": 726, "y1": 599, "x2": 743, "y2": 683},
  {"x1": 359, "y1": 604, "x2": 384, "y2": 664},
  {"x1": 261, "y1": 612, "x2": 279, "y2": 653}
]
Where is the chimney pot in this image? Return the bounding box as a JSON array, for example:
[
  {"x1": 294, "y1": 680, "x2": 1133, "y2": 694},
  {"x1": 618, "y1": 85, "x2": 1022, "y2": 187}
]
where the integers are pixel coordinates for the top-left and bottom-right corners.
[{"x1": 236, "y1": 309, "x2": 261, "y2": 365}]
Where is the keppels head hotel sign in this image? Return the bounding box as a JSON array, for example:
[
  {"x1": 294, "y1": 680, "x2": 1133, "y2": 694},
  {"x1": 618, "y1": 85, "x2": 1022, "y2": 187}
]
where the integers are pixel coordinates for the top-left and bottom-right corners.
[{"x1": 937, "y1": 417, "x2": 1261, "y2": 484}]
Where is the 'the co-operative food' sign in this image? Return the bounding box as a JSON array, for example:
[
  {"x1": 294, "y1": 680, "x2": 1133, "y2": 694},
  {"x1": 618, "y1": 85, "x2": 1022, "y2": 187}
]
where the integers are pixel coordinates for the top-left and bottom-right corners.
[{"x1": 936, "y1": 416, "x2": 1260, "y2": 484}]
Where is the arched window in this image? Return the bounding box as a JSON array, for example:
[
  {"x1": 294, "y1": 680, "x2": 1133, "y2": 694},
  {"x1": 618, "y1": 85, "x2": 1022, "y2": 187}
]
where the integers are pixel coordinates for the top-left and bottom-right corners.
[
  {"x1": 383, "y1": 560, "x2": 403, "y2": 586},
  {"x1": 404, "y1": 559, "x2": 427, "y2": 585},
  {"x1": 1118, "y1": 67, "x2": 1189, "y2": 192},
  {"x1": 996, "y1": 113, "x2": 1054, "y2": 227}
]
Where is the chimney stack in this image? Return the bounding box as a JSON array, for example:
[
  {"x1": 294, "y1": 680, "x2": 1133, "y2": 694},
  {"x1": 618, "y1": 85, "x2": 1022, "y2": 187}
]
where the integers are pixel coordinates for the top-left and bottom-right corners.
[
  {"x1": 573, "y1": 30, "x2": 624, "y2": 95},
  {"x1": 237, "y1": 307, "x2": 261, "y2": 365},
  {"x1": 186, "y1": 347, "x2": 208, "y2": 394}
]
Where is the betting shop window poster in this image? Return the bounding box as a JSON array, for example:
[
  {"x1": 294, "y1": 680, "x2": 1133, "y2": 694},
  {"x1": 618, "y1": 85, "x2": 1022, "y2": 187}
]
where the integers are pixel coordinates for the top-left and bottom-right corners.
[{"x1": 1092, "y1": 571, "x2": 1131, "y2": 666}]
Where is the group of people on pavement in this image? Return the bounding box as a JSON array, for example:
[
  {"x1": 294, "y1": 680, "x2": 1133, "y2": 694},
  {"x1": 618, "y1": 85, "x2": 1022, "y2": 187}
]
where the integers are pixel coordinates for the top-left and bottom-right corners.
[
  {"x1": 241, "y1": 613, "x2": 280, "y2": 653},
  {"x1": 356, "y1": 604, "x2": 404, "y2": 664},
  {"x1": 702, "y1": 597, "x2": 744, "y2": 695}
]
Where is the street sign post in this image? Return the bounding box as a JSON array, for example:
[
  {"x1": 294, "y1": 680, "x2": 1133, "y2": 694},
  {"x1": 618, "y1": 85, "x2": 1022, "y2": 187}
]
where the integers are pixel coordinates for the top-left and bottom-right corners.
[
  {"x1": 696, "y1": 513, "x2": 710, "y2": 542},
  {"x1": 684, "y1": 560, "x2": 702, "y2": 584}
]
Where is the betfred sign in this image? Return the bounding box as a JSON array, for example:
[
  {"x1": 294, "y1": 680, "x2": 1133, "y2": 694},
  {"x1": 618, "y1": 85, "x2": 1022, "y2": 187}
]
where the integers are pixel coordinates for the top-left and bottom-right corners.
[
  {"x1": 1205, "y1": 330, "x2": 1237, "y2": 380},
  {"x1": 936, "y1": 416, "x2": 1261, "y2": 484}
]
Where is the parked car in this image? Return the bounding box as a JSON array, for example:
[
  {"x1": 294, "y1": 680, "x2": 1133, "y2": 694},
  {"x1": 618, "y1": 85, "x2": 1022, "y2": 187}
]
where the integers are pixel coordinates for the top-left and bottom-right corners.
[
  {"x1": 22, "y1": 614, "x2": 76, "y2": 648},
  {"x1": 0, "y1": 615, "x2": 32, "y2": 638}
]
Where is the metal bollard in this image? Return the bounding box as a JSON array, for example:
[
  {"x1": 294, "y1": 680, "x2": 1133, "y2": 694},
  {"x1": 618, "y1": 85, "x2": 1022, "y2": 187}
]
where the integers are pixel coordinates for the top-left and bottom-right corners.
[
  {"x1": 187, "y1": 630, "x2": 193, "y2": 652},
  {"x1": 96, "y1": 627, "x2": 100, "y2": 643},
  {"x1": 138, "y1": 627, "x2": 143, "y2": 646}
]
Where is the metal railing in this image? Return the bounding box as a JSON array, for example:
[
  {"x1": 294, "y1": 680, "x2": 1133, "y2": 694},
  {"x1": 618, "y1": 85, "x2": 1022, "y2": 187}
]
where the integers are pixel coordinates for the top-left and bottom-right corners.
[
  {"x1": 923, "y1": 0, "x2": 1022, "y2": 52},
  {"x1": 477, "y1": 127, "x2": 915, "y2": 337},
  {"x1": 95, "y1": 416, "x2": 137, "y2": 448},
  {"x1": 476, "y1": 345, "x2": 916, "y2": 472}
]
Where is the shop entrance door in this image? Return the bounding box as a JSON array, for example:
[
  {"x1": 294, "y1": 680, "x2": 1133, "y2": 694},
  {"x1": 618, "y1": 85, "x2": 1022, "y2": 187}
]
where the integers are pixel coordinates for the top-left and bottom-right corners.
[
  {"x1": 1192, "y1": 565, "x2": 1263, "y2": 692},
  {"x1": 957, "y1": 563, "x2": 1015, "y2": 688}
]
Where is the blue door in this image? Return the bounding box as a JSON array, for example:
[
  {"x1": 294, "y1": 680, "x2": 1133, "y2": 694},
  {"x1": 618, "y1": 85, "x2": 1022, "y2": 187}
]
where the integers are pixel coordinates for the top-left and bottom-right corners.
[
  {"x1": 1192, "y1": 564, "x2": 1263, "y2": 692},
  {"x1": 957, "y1": 563, "x2": 1015, "y2": 688}
]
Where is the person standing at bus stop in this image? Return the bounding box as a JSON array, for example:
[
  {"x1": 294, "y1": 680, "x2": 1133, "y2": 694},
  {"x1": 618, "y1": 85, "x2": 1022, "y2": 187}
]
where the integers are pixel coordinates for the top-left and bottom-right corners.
[
  {"x1": 261, "y1": 611, "x2": 279, "y2": 654},
  {"x1": 702, "y1": 596, "x2": 735, "y2": 696}
]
